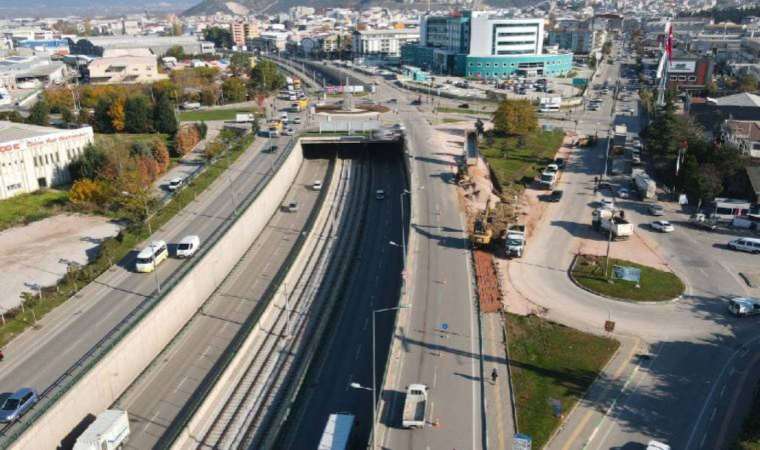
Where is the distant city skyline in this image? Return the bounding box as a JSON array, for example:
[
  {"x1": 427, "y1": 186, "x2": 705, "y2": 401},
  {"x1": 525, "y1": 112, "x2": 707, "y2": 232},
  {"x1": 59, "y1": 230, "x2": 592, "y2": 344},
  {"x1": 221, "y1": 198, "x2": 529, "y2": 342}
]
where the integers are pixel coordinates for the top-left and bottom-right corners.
[{"x1": 0, "y1": 0, "x2": 194, "y2": 18}]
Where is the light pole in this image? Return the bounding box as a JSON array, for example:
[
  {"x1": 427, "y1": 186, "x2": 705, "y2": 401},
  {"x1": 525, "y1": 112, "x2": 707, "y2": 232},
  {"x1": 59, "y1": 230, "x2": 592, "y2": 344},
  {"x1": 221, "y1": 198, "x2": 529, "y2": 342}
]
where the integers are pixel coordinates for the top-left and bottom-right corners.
[
  {"x1": 367, "y1": 304, "x2": 410, "y2": 449},
  {"x1": 399, "y1": 189, "x2": 410, "y2": 276}
]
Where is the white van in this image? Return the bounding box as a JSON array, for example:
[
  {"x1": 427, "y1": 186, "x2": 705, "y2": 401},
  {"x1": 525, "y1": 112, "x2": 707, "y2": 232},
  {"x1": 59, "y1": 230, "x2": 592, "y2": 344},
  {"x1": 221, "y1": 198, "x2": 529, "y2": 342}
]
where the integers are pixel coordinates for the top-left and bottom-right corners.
[
  {"x1": 176, "y1": 235, "x2": 200, "y2": 258},
  {"x1": 728, "y1": 237, "x2": 760, "y2": 254},
  {"x1": 135, "y1": 240, "x2": 169, "y2": 273}
]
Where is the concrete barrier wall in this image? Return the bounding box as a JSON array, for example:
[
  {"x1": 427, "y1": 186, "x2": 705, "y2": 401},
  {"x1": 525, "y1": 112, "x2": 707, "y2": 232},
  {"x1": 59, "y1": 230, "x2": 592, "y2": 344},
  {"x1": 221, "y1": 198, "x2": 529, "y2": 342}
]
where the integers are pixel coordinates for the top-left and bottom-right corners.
[{"x1": 11, "y1": 141, "x2": 305, "y2": 450}]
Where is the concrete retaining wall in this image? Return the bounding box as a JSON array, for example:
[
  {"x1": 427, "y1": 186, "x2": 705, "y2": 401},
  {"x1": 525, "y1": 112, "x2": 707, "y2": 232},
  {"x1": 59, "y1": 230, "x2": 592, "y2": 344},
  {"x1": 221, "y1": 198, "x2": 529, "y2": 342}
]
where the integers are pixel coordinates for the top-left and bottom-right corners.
[{"x1": 11, "y1": 141, "x2": 305, "y2": 450}]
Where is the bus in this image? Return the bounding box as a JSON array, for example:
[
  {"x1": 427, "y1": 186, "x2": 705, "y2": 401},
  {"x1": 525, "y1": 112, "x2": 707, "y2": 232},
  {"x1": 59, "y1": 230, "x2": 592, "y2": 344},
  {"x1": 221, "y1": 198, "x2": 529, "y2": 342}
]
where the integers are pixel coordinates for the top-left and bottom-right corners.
[{"x1": 317, "y1": 413, "x2": 355, "y2": 450}]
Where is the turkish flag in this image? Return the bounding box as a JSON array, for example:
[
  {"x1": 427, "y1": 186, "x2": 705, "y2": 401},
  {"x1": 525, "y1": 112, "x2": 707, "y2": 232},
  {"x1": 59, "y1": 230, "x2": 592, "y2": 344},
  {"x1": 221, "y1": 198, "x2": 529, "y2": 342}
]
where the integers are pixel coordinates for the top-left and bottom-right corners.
[{"x1": 665, "y1": 24, "x2": 674, "y2": 62}]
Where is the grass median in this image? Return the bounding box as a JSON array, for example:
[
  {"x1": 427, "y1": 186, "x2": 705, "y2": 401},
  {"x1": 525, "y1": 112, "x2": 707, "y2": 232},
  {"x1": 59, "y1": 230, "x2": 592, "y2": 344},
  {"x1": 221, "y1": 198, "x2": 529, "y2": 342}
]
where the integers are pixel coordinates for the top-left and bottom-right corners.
[
  {"x1": 177, "y1": 108, "x2": 258, "y2": 122},
  {"x1": 507, "y1": 313, "x2": 619, "y2": 447},
  {"x1": 479, "y1": 130, "x2": 565, "y2": 189},
  {"x1": 571, "y1": 254, "x2": 684, "y2": 302},
  {"x1": 0, "y1": 133, "x2": 255, "y2": 347}
]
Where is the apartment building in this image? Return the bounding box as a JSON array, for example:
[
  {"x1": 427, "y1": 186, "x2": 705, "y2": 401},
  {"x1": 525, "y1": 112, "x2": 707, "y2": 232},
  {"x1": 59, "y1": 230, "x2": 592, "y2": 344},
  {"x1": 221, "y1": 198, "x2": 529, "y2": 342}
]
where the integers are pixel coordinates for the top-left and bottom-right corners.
[{"x1": 351, "y1": 28, "x2": 420, "y2": 58}]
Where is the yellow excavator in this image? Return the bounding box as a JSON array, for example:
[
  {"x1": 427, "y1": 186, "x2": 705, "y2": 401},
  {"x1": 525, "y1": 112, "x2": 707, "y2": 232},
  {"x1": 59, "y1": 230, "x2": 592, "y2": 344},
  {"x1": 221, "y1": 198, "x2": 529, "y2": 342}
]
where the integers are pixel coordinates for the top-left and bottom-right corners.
[{"x1": 470, "y1": 200, "x2": 493, "y2": 247}]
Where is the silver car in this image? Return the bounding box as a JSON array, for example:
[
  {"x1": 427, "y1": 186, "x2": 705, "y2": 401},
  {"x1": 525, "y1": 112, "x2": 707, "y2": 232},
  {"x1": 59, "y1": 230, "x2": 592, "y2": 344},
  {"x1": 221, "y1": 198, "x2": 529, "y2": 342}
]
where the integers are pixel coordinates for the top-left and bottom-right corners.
[{"x1": 0, "y1": 388, "x2": 38, "y2": 423}]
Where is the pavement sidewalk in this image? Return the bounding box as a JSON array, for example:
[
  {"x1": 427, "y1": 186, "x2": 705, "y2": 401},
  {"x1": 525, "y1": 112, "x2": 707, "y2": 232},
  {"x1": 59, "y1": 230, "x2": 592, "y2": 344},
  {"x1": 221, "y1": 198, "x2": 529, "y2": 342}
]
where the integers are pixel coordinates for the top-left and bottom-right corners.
[{"x1": 483, "y1": 312, "x2": 517, "y2": 450}]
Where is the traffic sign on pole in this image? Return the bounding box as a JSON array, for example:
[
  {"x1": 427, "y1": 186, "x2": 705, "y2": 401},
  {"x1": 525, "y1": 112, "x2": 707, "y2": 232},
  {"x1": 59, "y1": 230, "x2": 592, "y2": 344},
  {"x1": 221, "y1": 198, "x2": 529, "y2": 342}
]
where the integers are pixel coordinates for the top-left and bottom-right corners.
[
  {"x1": 441, "y1": 323, "x2": 448, "y2": 331},
  {"x1": 513, "y1": 433, "x2": 532, "y2": 450}
]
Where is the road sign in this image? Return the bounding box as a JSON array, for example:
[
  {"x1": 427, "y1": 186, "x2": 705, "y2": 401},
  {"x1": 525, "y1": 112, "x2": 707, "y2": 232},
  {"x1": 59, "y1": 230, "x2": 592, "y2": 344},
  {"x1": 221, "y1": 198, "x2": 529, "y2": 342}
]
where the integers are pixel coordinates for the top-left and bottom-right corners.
[
  {"x1": 441, "y1": 323, "x2": 448, "y2": 331},
  {"x1": 513, "y1": 433, "x2": 532, "y2": 450}
]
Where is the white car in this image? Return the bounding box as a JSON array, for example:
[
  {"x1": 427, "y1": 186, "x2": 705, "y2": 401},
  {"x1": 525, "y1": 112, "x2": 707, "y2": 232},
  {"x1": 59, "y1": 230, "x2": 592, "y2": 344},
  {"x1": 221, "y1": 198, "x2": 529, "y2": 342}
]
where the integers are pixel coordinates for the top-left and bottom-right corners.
[
  {"x1": 312, "y1": 180, "x2": 323, "y2": 191},
  {"x1": 650, "y1": 220, "x2": 674, "y2": 233},
  {"x1": 375, "y1": 189, "x2": 385, "y2": 200},
  {"x1": 617, "y1": 188, "x2": 630, "y2": 199},
  {"x1": 283, "y1": 128, "x2": 294, "y2": 136},
  {"x1": 600, "y1": 198, "x2": 615, "y2": 209},
  {"x1": 167, "y1": 178, "x2": 183, "y2": 191}
]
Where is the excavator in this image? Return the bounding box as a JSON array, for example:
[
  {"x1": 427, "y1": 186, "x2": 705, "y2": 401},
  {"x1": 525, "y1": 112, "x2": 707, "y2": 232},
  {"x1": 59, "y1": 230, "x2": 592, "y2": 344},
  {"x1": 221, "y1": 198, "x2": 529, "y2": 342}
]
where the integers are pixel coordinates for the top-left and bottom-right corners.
[{"x1": 470, "y1": 200, "x2": 493, "y2": 247}]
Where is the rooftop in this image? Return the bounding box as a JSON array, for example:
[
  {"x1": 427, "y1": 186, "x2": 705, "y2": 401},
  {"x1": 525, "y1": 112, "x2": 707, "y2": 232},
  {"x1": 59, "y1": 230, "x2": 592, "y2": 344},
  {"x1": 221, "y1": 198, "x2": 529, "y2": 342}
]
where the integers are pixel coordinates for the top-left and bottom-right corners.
[
  {"x1": 709, "y1": 92, "x2": 760, "y2": 108},
  {"x1": 0, "y1": 120, "x2": 62, "y2": 142}
]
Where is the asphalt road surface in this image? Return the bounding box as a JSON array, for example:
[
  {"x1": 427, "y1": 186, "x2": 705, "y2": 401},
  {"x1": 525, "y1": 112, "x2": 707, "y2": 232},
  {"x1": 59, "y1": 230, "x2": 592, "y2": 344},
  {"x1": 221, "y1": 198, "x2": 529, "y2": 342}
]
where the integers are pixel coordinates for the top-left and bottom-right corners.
[
  {"x1": 116, "y1": 158, "x2": 328, "y2": 449},
  {"x1": 280, "y1": 149, "x2": 405, "y2": 450},
  {"x1": 0, "y1": 110, "x2": 305, "y2": 409}
]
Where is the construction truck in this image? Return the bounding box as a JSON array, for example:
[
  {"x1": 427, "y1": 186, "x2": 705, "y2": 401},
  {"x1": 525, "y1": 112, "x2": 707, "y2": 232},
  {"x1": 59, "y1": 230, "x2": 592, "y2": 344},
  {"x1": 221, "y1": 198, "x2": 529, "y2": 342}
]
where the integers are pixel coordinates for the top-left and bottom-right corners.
[
  {"x1": 633, "y1": 169, "x2": 656, "y2": 200},
  {"x1": 592, "y1": 208, "x2": 633, "y2": 240},
  {"x1": 470, "y1": 201, "x2": 494, "y2": 247}
]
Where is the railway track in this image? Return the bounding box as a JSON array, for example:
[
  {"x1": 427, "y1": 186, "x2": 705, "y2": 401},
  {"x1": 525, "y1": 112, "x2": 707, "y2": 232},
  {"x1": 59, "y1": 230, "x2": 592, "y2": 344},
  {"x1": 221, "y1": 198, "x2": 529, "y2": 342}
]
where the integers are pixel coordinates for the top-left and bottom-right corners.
[{"x1": 194, "y1": 156, "x2": 370, "y2": 449}]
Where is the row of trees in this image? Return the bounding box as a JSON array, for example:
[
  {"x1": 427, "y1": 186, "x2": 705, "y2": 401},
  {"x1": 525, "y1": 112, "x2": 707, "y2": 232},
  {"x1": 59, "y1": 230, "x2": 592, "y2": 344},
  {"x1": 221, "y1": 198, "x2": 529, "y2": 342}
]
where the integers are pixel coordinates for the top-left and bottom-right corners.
[
  {"x1": 68, "y1": 137, "x2": 171, "y2": 220},
  {"x1": 643, "y1": 93, "x2": 748, "y2": 205},
  {"x1": 91, "y1": 91, "x2": 177, "y2": 135},
  {"x1": 492, "y1": 99, "x2": 539, "y2": 136}
]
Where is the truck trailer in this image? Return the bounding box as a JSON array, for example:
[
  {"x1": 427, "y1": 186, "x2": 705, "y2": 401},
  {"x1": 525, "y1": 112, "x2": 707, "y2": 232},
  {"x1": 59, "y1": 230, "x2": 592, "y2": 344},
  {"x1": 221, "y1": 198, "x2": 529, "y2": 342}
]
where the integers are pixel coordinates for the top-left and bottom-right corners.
[{"x1": 73, "y1": 409, "x2": 130, "y2": 450}]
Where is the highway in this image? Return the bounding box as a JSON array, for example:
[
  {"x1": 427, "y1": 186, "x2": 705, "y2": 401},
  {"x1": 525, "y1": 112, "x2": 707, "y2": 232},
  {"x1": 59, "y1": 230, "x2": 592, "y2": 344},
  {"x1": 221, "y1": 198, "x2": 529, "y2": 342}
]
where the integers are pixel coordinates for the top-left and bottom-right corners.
[
  {"x1": 278, "y1": 149, "x2": 406, "y2": 450},
  {"x1": 0, "y1": 107, "x2": 306, "y2": 438},
  {"x1": 115, "y1": 157, "x2": 330, "y2": 449}
]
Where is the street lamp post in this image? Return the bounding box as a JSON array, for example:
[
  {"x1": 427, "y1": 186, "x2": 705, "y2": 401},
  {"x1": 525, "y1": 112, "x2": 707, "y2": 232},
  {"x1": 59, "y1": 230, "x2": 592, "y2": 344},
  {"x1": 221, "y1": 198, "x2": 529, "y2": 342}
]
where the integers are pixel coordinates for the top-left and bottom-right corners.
[
  {"x1": 399, "y1": 189, "x2": 410, "y2": 275},
  {"x1": 368, "y1": 304, "x2": 409, "y2": 449}
]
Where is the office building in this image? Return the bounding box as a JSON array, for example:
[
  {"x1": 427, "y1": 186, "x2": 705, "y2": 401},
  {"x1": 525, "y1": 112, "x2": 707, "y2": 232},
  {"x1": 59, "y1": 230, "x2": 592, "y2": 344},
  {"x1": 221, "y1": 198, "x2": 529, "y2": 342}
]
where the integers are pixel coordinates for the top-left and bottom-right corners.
[
  {"x1": 86, "y1": 52, "x2": 168, "y2": 84},
  {"x1": 0, "y1": 121, "x2": 94, "y2": 200},
  {"x1": 402, "y1": 11, "x2": 572, "y2": 78}
]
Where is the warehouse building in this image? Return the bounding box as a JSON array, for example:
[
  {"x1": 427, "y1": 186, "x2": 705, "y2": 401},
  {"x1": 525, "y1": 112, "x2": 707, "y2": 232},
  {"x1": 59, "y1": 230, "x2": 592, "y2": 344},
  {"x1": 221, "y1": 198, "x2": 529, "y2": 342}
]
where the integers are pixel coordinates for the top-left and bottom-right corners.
[
  {"x1": 68, "y1": 35, "x2": 215, "y2": 57},
  {"x1": 0, "y1": 121, "x2": 94, "y2": 200}
]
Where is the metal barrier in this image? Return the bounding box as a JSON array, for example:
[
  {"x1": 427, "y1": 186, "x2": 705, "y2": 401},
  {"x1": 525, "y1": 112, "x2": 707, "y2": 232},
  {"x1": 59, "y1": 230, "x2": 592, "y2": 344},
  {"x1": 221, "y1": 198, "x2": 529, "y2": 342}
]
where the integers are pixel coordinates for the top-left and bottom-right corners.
[
  {"x1": 156, "y1": 150, "x2": 336, "y2": 448},
  {"x1": 0, "y1": 133, "x2": 296, "y2": 447}
]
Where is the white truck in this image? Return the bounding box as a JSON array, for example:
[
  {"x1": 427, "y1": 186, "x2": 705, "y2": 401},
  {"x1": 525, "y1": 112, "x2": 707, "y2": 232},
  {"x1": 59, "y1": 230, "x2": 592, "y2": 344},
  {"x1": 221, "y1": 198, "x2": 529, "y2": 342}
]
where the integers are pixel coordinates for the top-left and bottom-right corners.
[
  {"x1": 505, "y1": 224, "x2": 526, "y2": 258},
  {"x1": 592, "y1": 208, "x2": 633, "y2": 240},
  {"x1": 235, "y1": 113, "x2": 256, "y2": 123},
  {"x1": 73, "y1": 409, "x2": 130, "y2": 450},
  {"x1": 402, "y1": 384, "x2": 428, "y2": 429},
  {"x1": 537, "y1": 171, "x2": 557, "y2": 189},
  {"x1": 614, "y1": 124, "x2": 627, "y2": 147},
  {"x1": 633, "y1": 170, "x2": 656, "y2": 200},
  {"x1": 727, "y1": 296, "x2": 760, "y2": 317}
]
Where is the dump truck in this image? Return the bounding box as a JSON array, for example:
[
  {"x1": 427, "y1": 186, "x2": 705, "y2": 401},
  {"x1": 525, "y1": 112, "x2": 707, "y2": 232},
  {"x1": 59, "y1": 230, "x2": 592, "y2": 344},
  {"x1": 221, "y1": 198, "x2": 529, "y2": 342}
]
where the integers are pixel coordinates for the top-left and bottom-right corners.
[
  {"x1": 402, "y1": 384, "x2": 428, "y2": 429},
  {"x1": 505, "y1": 224, "x2": 526, "y2": 258},
  {"x1": 633, "y1": 170, "x2": 656, "y2": 200},
  {"x1": 73, "y1": 409, "x2": 130, "y2": 450},
  {"x1": 592, "y1": 208, "x2": 633, "y2": 240}
]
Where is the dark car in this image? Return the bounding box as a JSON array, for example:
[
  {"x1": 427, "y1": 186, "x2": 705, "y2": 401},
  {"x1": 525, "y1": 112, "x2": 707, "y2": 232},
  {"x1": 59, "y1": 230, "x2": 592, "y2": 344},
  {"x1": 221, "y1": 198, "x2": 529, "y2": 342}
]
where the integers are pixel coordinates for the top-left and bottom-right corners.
[
  {"x1": 0, "y1": 388, "x2": 38, "y2": 423},
  {"x1": 387, "y1": 98, "x2": 398, "y2": 104},
  {"x1": 554, "y1": 158, "x2": 566, "y2": 169},
  {"x1": 458, "y1": 103, "x2": 470, "y2": 109},
  {"x1": 549, "y1": 190, "x2": 564, "y2": 202}
]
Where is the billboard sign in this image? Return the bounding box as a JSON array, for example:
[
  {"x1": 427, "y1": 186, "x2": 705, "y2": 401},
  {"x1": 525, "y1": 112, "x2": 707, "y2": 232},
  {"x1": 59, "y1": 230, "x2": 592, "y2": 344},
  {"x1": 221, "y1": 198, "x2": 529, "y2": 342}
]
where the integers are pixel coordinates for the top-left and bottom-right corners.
[{"x1": 669, "y1": 60, "x2": 696, "y2": 73}]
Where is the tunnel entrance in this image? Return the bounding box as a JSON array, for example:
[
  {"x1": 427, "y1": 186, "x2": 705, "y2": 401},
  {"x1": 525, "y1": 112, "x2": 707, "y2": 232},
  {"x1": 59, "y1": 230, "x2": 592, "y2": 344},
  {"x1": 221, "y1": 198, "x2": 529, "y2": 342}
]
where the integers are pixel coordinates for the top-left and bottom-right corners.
[{"x1": 302, "y1": 139, "x2": 405, "y2": 160}]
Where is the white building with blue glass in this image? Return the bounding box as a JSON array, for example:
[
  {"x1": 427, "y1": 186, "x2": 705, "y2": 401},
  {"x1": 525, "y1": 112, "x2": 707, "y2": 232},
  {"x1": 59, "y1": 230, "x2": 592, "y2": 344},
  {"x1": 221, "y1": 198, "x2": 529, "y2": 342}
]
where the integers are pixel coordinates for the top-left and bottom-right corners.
[{"x1": 402, "y1": 11, "x2": 572, "y2": 79}]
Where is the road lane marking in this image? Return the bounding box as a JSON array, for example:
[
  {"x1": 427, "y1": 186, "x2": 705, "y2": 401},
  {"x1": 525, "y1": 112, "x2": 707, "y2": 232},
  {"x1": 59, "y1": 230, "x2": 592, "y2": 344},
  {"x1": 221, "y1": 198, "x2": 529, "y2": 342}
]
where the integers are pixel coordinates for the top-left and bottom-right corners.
[
  {"x1": 715, "y1": 351, "x2": 760, "y2": 446},
  {"x1": 433, "y1": 366, "x2": 438, "y2": 388},
  {"x1": 560, "y1": 338, "x2": 640, "y2": 450}
]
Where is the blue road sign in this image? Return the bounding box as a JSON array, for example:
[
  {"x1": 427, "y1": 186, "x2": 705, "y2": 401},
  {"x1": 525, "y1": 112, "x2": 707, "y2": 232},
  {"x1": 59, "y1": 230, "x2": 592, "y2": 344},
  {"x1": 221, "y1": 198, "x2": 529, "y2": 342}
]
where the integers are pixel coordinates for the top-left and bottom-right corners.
[
  {"x1": 441, "y1": 323, "x2": 448, "y2": 330},
  {"x1": 513, "y1": 433, "x2": 532, "y2": 450}
]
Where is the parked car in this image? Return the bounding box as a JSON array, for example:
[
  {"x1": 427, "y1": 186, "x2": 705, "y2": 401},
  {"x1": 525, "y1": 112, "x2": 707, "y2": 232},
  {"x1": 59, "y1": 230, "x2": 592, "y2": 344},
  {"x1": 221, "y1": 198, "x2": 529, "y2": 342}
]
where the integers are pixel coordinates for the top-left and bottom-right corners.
[
  {"x1": 554, "y1": 158, "x2": 565, "y2": 169},
  {"x1": 458, "y1": 103, "x2": 470, "y2": 109},
  {"x1": 312, "y1": 180, "x2": 323, "y2": 191},
  {"x1": 0, "y1": 388, "x2": 38, "y2": 423},
  {"x1": 728, "y1": 237, "x2": 760, "y2": 254},
  {"x1": 283, "y1": 201, "x2": 299, "y2": 212},
  {"x1": 650, "y1": 220, "x2": 674, "y2": 232},
  {"x1": 375, "y1": 189, "x2": 385, "y2": 200},
  {"x1": 292, "y1": 117, "x2": 302, "y2": 124},
  {"x1": 600, "y1": 198, "x2": 615, "y2": 209},
  {"x1": 617, "y1": 188, "x2": 630, "y2": 199},
  {"x1": 545, "y1": 163, "x2": 559, "y2": 173},
  {"x1": 283, "y1": 128, "x2": 294, "y2": 136},
  {"x1": 549, "y1": 190, "x2": 564, "y2": 202}
]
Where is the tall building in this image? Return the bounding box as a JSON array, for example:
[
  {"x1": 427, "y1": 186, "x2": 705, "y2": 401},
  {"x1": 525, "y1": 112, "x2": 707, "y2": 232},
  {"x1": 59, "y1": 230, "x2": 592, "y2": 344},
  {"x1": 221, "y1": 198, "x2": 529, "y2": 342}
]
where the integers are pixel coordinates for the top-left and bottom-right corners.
[
  {"x1": 351, "y1": 28, "x2": 420, "y2": 58},
  {"x1": 230, "y1": 22, "x2": 258, "y2": 48},
  {"x1": 402, "y1": 11, "x2": 572, "y2": 78}
]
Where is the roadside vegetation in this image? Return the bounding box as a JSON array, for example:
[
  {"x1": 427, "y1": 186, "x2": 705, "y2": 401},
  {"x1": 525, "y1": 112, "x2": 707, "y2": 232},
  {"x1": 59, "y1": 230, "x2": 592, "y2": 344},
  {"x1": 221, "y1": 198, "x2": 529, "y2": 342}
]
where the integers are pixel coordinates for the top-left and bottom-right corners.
[
  {"x1": 507, "y1": 313, "x2": 619, "y2": 448},
  {"x1": 733, "y1": 383, "x2": 760, "y2": 449},
  {"x1": 0, "y1": 131, "x2": 254, "y2": 347},
  {"x1": 435, "y1": 106, "x2": 494, "y2": 116},
  {"x1": 178, "y1": 108, "x2": 259, "y2": 122},
  {"x1": 571, "y1": 255, "x2": 685, "y2": 302},
  {"x1": 0, "y1": 189, "x2": 69, "y2": 231}
]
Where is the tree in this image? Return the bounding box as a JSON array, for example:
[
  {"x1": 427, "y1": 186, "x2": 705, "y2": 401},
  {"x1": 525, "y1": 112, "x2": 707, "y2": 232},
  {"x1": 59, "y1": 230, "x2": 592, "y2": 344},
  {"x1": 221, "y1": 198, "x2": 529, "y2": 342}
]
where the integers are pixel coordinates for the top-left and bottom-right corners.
[
  {"x1": 27, "y1": 100, "x2": 50, "y2": 126},
  {"x1": 588, "y1": 54, "x2": 597, "y2": 70},
  {"x1": 108, "y1": 97, "x2": 126, "y2": 132},
  {"x1": 124, "y1": 95, "x2": 153, "y2": 133},
  {"x1": 222, "y1": 77, "x2": 247, "y2": 103},
  {"x1": 602, "y1": 41, "x2": 613, "y2": 56},
  {"x1": 153, "y1": 93, "x2": 178, "y2": 135},
  {"x1": 738, "y1": 74, "x2": 758, "y2": 93},
  {"x1": 0, "y1": 111, "x2": 24, "y2": 123},
  {"x1": 198, "y1": 121, "x2": 208, "y2": 139},
  {"x1": 474, "y1": 118, "x2": 484, "y2": 136},
  {"x1": 69, "y1": 178, "x2": 105, "y2": 205},
  {"x1": 492, "y1": 99, "x2": 537, "y2": 136},
  {"x1": 171, "y1": 22, "x2": 183, "y2": 37},
  {"x1": 200, "y1": 87, "x2": 219, "y2": 106},
  {"x1": 230, "y1": 52, "x2": 252, "y2": 77},
  {"x1": 93, "y1": 97, "x2": 114, "y2": 132},
  {"x1": 151, "y1": 80, "x2": 180, "y2": 103},
  {"x1": 151, "y1": 139, "x2": 170, "y2": 173},
  {"x1": 174, "y1": 124, "x2": 202, "y2": 156},
  {"x1": 202, "y1": 27, "x2": 233, "y2": 49},
  {"x1": 60, "y1": 105, "x2": 74, "y2": 124},
  {"x1": 77, "y1": 108, "x2": 91, "y2": 125},
  {"x1": 44, "y1": 87, "x2": 75, "y2": 113},
  {"x1": 249, "y1": 59, "x2": 285, "y2": 93},
  {"x1": 165, "y1": 45, "x2": 186, "y2": 61},
  {"x1": 69, "y1": 144, "x2": 107, "y2": 181},
  {"x1": 129, "y1": 141, "x2": 152, "y2": 158}
]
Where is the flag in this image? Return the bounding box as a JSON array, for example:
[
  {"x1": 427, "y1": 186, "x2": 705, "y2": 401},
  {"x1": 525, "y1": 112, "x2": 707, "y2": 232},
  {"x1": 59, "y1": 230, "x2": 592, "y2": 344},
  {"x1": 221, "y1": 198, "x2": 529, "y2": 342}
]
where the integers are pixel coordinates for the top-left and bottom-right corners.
[{"x1": 665, "y1": 23, "x2": 674, "y2": 62}]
